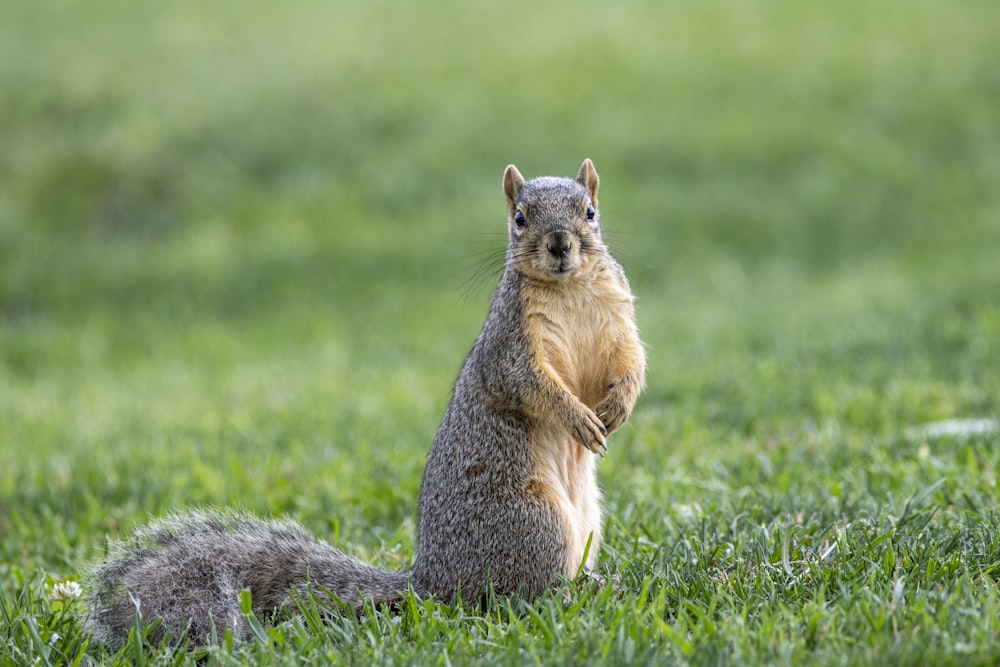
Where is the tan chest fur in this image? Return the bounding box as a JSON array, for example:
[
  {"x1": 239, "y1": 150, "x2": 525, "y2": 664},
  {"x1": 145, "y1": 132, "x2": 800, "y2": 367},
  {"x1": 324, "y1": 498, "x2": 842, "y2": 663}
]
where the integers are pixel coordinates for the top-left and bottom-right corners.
[
  {"x1": 522, "y1": 260, "x2": 638, "y2": 575},
  {"x1": 525, "y1": 262, "x2": 637, "y2": 406}
]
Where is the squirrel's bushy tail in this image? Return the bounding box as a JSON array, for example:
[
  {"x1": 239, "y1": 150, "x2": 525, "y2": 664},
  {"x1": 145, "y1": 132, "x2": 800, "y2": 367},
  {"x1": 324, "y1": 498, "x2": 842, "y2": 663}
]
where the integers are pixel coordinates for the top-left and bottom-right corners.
[{"x1": 83, "y1": 509, "x2": 408, "y2": 648}]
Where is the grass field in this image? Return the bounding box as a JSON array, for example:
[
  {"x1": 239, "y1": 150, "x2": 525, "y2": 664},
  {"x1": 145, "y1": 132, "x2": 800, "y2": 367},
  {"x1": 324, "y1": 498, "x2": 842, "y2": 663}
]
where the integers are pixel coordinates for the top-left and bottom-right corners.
[{"x1": 2, "y1": 0, "x2": 1000, "y2": 664}]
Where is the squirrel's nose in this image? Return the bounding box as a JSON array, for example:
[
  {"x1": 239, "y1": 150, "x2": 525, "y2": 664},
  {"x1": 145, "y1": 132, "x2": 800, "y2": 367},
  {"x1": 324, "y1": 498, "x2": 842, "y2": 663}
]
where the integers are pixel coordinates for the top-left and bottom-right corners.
[{"x1": 546, "y1": 232, "x2": 573, "y2": 259}]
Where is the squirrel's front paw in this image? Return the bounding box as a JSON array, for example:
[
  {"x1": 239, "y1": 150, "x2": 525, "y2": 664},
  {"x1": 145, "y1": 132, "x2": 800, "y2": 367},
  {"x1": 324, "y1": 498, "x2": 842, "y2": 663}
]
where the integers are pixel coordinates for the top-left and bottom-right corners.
[
  {"x1": 595, "y1": 394, "x2": 629, "y2": 435},
  {"x1": 565, "y1": 404, "x2": 607, "y2": 456}
]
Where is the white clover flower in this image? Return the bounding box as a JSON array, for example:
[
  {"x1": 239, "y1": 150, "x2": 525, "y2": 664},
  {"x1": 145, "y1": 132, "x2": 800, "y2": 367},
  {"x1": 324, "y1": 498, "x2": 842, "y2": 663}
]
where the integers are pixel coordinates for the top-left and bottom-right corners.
[{"x1": 49, "y1": 580, "x2": 83, "y2": 601}]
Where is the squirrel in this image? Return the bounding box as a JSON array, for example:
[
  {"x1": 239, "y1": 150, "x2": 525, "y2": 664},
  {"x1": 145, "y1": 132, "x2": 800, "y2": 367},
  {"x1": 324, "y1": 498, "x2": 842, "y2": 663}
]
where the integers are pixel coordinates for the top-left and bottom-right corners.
[{"x1": 84, "y1": 159, "x2": 646, "y2": 648}]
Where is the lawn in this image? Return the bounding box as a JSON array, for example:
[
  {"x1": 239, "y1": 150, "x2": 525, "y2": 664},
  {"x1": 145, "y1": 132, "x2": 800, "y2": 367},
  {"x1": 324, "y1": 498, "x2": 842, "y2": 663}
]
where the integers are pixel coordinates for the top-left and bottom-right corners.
[{"x1": 2, "y1": 0, "x2": 999, "y2": 664}]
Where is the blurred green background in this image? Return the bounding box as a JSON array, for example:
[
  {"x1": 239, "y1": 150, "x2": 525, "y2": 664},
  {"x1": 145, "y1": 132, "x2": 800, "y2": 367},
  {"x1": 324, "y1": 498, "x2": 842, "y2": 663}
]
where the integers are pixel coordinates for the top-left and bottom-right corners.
[{"x1": 2, "y1": 0, "x2": 998, "y2": 580}]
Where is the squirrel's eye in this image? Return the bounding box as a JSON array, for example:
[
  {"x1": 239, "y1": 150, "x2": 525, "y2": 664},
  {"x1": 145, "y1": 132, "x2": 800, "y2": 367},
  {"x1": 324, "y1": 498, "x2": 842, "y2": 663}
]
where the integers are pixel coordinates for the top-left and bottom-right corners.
[
  {"x1": 586, "y1": 205, "x2": 596, "y2": 221},
  {"x1": 514, "y1": 210, "x2": 526, "y2": 228}
]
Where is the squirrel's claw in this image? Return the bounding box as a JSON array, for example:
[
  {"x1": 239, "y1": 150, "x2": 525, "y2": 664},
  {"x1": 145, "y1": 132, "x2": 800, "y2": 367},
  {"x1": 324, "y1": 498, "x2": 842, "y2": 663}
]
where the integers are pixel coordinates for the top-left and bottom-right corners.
[
  {"x1": 583, "y1": 436, "x2": 607, "y2": 458},
  {"x1": 577, "y1": 429, "x2": 606, "y2": 456}
]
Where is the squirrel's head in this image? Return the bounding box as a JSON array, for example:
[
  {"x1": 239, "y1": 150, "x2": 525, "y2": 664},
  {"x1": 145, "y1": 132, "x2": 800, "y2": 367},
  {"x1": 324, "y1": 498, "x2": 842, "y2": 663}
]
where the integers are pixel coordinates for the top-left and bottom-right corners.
[{"x1": 502, "y1": 159, "x2": 604, "y2": 281}]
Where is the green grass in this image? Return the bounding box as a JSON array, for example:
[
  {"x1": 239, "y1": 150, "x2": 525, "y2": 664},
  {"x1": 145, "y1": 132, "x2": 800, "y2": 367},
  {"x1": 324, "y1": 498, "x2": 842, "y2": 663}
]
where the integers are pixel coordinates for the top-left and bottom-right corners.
[{"x1": 2, "y1": 0, "x2": 1000, "y2": 664}]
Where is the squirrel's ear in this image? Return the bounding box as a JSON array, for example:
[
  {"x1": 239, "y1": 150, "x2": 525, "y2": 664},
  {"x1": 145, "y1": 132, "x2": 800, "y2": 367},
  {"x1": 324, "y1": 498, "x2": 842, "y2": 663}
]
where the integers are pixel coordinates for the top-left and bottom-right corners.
[
  {"x1": 503, "y1": 164, "x2": 525, "y2": 210},
  {"x1": 576, "y1": 158, "x2": 600, "y2": 206}
]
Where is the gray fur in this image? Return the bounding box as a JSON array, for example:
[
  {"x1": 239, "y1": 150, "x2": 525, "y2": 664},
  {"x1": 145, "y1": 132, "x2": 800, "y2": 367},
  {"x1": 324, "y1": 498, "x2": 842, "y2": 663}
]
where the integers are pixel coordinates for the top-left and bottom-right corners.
[{"x1": 411, "y1": 267, "x2": 565, "y2": 598}]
